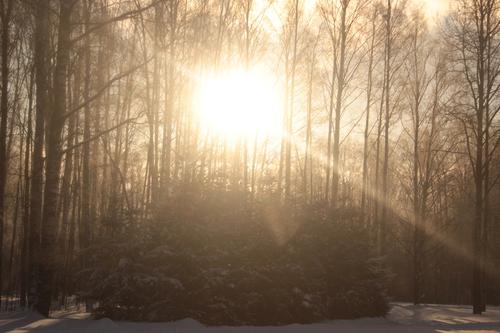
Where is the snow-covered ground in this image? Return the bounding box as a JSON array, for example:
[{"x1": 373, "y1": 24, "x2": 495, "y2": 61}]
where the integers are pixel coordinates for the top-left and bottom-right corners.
[{"x1": 1, "y1": 303, "x2": 500, "y2": 333}]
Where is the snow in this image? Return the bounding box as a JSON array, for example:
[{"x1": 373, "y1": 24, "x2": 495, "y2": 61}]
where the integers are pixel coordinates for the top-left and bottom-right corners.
[{"x1": 1, "y1": 303, "x2": 500, "y2": 333}]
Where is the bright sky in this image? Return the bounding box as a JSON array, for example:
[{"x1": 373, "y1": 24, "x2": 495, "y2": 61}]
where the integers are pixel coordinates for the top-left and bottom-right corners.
[
  {"x1": 416, "y1": 0, "x2": 450, "y2": 18},
  {"x1": 194, "y1": 0, "x2": 453, "y2": 143},
  {"x1": 263, "y1": 0, "x2": 451, "y2": 32},
  {"x1": 305, "y1": 0, "x2": 451, "y2": 17}
]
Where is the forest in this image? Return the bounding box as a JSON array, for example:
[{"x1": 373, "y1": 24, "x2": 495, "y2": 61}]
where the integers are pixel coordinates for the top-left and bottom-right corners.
[{"x1": 0, "y1": 0, "x2": 499, "y2": 326}]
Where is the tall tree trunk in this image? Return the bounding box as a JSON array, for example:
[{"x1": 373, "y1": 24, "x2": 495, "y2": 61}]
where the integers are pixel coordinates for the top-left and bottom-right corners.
[
  {"x1": 0, "y1": 0, "x2": 13, "y2": 309},
  {"x1": 36, "y1": 0, "x2": 73, "y2": 317},
  {"x1": 409, "y1": 18, "x2": 423, "y2": 305},
  {"x1": 81, "y1": 0, "x2": 91, "y2": 255},
  {"x1": 304, "y1": 43, "x2": 316, "y2": 202},
  {"x1": 361, "y1": 10, "x2": 376, "y2": 215},
  {"x1": 374, "y1": 69, "x2": 385, "y2": 246},
  {"x1": 20, "y1": 68, "x2": 34, "y2": 307},
  {"x1": 470, "y1": 0, "x2": 490, "y2": 315},
  {"x1": 284, "y1": 0, "x2": 299, "y2": 202},
  {"x1": 412, "y1": 80, "x2": 421, "y2": 306},
  {"x1": 161, "y1": 0, "x2": 178, "y2": 197},
  {"x1": 331, "y1": 0, "x2": 348, "y2": 205},
  {"x1": 8, "y1": 159, "x2": 21, "y2": 308},
  {"x1": 325, "y1": 59, "x2": 336, "y2": 202},
  {"x1": 29, "y1": 0, "x2": 49, "y2": 307},
  {"x1": 380, "y1": 0, "x2": 392, "y2": 255}
]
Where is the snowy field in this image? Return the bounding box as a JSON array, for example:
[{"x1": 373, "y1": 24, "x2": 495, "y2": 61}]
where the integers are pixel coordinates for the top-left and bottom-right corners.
[{"x1": 1, "y1": 303, "x2": 500, "y2": 333}]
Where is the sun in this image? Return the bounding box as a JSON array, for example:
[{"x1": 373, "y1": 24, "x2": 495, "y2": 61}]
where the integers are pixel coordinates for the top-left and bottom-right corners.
[{"x1": 194, "y1": 68, "x2": 283, "y2": 142}]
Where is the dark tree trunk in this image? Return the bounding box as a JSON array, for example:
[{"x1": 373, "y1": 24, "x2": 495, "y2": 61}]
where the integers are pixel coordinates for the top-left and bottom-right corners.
[
  {"x1": 20, "y1": 68, "x2": 34, "y2": 307},
  {"x1": 380, "y1": 0, "x2": 392, "y2": 255},
  {"x1": 36, "y1": 0, "x2": 73, "y2": 317},
  {"x1": 0, "y1": 0, "x2": 13, "y2": 309},
  {"x1": 29, "y1": 0, "x2": 49, "y2": 307}
]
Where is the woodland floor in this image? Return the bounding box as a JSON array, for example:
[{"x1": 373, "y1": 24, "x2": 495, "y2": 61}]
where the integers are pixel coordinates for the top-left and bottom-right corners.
[{"x1": 1, "y1": 303, "x2": 499, "y2": 333}]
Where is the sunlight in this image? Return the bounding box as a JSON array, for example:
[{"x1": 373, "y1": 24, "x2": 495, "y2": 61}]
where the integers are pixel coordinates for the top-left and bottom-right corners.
[
  {"x1": 194, "y1": 68, "x2": 283, "y2": 142},
  {"x1": 415, "y1": 0, "x2": 450, "y2": 18}
]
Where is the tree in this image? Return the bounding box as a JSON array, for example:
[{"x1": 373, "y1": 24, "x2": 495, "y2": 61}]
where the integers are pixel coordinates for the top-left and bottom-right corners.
[
  {"x1": 361, "y1": 6, "x2": 379, "y2": 215},
  {"x1": 37, "y1": 0, "x2": 75, "y2": 316},
  {"x1": 0, "y1": 0, "x2": 14, "y2": 309},
  {"x1": 320, "y1": 0, "x2": 366, "y2": 205},
  {"x1": 28, "y1": 0, "x2": 49, "y2": 307},
  {"x1": 447, "y1": 0, "x2": 500, "y2": 314},
  {"x1": 402, "y1": 9, "x2": 453, "y2": 304}
]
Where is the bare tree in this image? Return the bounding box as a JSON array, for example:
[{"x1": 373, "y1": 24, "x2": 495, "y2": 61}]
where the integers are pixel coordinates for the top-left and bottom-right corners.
[
  {"x1": 37, "y1": 0, "x2": 75, "y2": 316},
  {"x1": 447, "y1": 0, "x2": 500, "y2": 314},
  {"x1": 0, "y1": 0, "x2": 14, "y2": 308}
]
